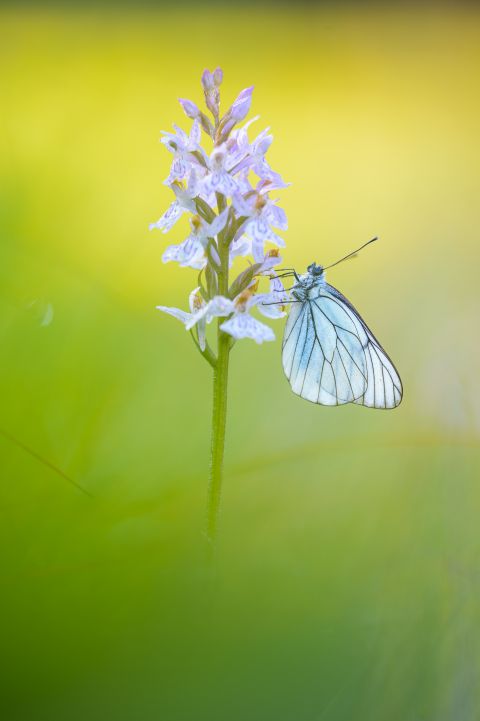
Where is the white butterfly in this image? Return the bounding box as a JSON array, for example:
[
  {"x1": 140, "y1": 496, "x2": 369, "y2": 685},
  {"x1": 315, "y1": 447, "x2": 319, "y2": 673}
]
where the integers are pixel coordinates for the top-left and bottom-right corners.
[{"x1": 280, "y1": 242, "x2": 403, "y2": 409}]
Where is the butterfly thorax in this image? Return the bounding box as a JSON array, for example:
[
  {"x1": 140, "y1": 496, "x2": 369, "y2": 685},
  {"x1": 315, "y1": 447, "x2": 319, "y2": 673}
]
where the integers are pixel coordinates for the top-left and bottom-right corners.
[{"x1": 291, "y1": 263, "x2": 326, "y2": 301}]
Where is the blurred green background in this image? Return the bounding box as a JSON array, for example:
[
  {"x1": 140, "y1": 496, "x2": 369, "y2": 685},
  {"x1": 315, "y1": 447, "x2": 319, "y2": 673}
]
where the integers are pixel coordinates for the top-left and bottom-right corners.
[{"x1": 1, "y1": 3, "x2": 480, "y2": 720}]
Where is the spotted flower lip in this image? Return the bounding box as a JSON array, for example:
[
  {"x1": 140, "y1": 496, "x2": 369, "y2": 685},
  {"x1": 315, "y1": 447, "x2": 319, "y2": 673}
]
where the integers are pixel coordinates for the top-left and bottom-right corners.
[
  {"x1": 162, "y1": 235, "x2": 206, "y2": 270},
  {"x1": 153, "y1": 67, "x2": 290, "y2": 346},
  {"x1": 185, "y1": 295, "x2": 235, "y2": 330},
  {"x1": 202, "y1": 145, "x2": 239, "y2": 197},
  {"x1": 149, "y1": 173, "x2": 199, "y2": 233},
  {"x1": 232, "y1": 186, "x2": 288, "y2": 262},
  {"x1": 216, "y1": 278, "x2": 287, "y2": 344},
  {"x1": 220, "y1": 312, "x2": 275, "y2": 344},
  {"x1": 160, "y1": 121, "x2": 202, "y2": 184},
  {"x1": 161, "y1": 208, "x2": 229, "y2": 270}
]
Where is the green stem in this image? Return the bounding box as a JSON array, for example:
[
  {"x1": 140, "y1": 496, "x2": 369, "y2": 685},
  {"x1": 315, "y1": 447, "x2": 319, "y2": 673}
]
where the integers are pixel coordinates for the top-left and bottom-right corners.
[
  {"x1": 206, "y1": 325, "x2": 230, "y2": 548},
  {"x1": 206, "y1": 196, "x2": 230, "y2": 550}
]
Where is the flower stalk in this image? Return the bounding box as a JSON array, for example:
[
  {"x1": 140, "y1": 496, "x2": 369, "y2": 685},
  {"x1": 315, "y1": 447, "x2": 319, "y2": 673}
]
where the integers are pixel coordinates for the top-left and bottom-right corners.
[
  {"x1": 151, "y1": 68, "x2": 290, "y2": 550},
  {"x1": 207, "y1": 192, "x2": 231, "y2": 546},
  {"x1": 208, "y1": 318, "x2": 230, "y2": 546}
]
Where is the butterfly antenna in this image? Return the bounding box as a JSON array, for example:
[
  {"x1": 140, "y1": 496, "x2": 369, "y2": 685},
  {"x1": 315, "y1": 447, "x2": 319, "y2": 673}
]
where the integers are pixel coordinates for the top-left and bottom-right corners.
[{"x1": 323, "y1": 236, "x2": 378, "y2": 270}]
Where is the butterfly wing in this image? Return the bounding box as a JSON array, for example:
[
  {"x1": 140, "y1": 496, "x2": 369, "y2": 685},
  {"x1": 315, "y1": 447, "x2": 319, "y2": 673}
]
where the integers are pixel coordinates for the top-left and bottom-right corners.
[
  {"x1": 282, "y1": 295, "x2": 368, "y2": 406},
  {"x1": 325, "y1": 283, "x2": 403, "y2": 408},
  {"x1": 282, "y1": 285, "x2": 402, "y2": 409}
]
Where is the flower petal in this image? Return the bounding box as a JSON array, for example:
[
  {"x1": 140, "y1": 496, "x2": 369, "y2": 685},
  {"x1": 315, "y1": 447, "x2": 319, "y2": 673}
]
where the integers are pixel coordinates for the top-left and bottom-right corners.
[
  {"x1": 229, "y1": 236, "x2": 252, "y2": 262},
  {"x1": 172, "y1": 124, "x2": 189, "y2": 147},
  {"x1": 207, "y1": 207, "x2": 230, "y2": 237},
  {"x1": 162, "y1": 237, "x2": 206, "y2": 269},
  {"x1": 255, "y1": 300, "x2": 286, "y2": 319},
  {"x1": 266, "y1": 203, "x2": 288, "y2": 230},
  {"x1": 188, "y1": 286, "x2": 206, "y2": 314},
  {"x1": 229, "y1": 86, "x2": 254, "y2": 122},
  {"x1": 206, "y1": 171, "x2": 238, "y2": 197},
  {"x1": 257, "y1": 177, "x2": 290, "y2": 193},
  {"x1": 250, "y1": 218, "x2": 286, "y2": 249},
  {"x1": 156, "y1": 305, "x2": 191, "y2": 325},
  {"x1": 232, "y1": 192, "x2": 252, "y2": 217},
  {"x1": 186, "y1": 168, "x2": 200, "y2": 197},
  {"x1": 206, "y1": 295, "x2": 235, "y2": 319},
  {"x1": 234, "y1": 170, "x2": 253, "y2": 194},
  {"x1": 220, "y1": 312, "x2": 275, "y2": 344},
  {"x1": 253, "y1": 158, "x2": 286, "y2": 186},
  {"x1": 252, "y1": 288, "x2": 287, "y2": 319},
  {"x1": 252, "y1": 130, "x2": 273, "y2": 156},
  {"x1": 149, "y1": 201, "x2": 182, "y2": 232},
  {"x1": 251, "y1": 234, "x2": 265, "y2": 263},
  {"x1": 189, "y1": 119, "x2": 201, "y2": 147},
  {"x1": 166, "y1": 157, "x2": 189, "y2": 184},
  {"x1": 185, "y1": 295, "x2": 234, "y2": 330},
  {"x1": 197, "y1": 318, "x2": 207, "y2": 351},
  {"x1": 258, "y1": 251, "x2": 283, "y2": 272}
]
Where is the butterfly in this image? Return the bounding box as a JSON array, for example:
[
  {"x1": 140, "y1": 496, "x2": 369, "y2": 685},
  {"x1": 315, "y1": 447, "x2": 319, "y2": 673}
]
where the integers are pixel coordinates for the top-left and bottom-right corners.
[{"x1": 277, "y1": 239, "x2": 402, "y2": 409}]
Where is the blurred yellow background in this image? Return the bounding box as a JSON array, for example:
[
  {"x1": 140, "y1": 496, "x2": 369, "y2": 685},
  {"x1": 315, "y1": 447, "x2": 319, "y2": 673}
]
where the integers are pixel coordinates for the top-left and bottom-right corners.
[{"x1": 1, "y1": 4, "x2": 480, "y2": 720}]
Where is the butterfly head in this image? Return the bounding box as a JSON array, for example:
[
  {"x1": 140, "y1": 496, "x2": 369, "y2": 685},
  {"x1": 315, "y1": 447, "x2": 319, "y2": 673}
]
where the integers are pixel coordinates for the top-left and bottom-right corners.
[
  {"x1": 307, "y1": 262, "x2": 324, "y2": 278},
  {"x1": 292, "y1": 263, "x2": 326, "y2": 300}
]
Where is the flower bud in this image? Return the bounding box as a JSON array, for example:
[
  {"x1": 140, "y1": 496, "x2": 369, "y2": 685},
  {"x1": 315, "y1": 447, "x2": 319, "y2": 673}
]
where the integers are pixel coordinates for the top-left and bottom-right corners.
[
  {"x1": 205, "y1": 90, "x2": 220, "y2": 119},
  {"x1": 201, "y1": 69, "x2": 215, "y2": 92},
  {"x1": 178, "y1": 98, "x2": 200, "y2": 119},
  {"x1": 201, "y1": 68, "x2": 222, "y2": 119},
  {"x1": 229, "y1": 86, "x2": 253, "y2": 122}
]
